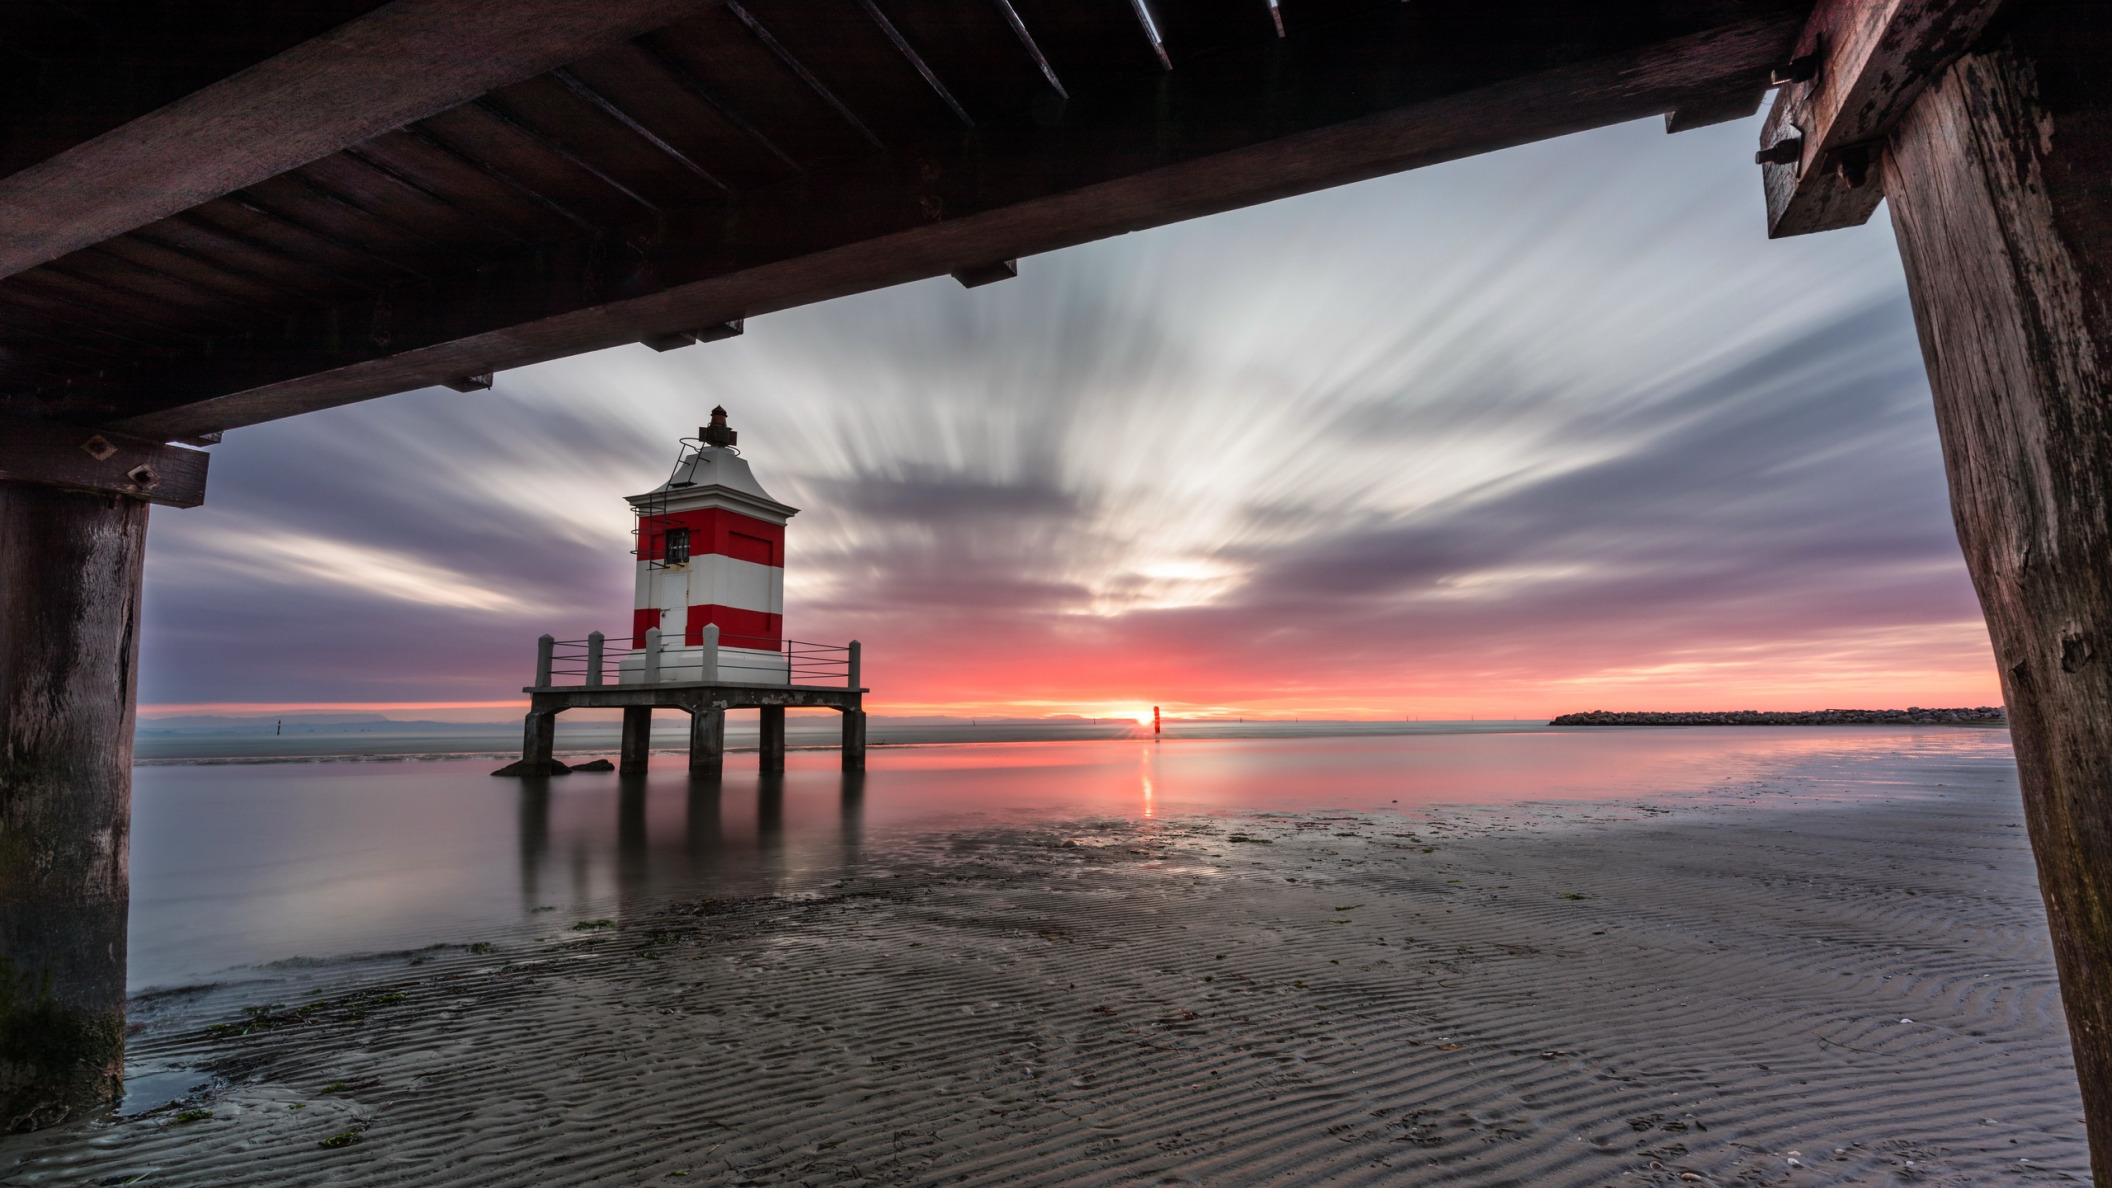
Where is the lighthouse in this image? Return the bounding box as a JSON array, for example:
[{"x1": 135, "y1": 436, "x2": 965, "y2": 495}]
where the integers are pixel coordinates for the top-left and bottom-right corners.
[
  {"x1": 503, "y1": 406, "x2": 863, "y2": 781},
  {"x1": 619, "y1": 406, "x2": 797, "y2": 686}
]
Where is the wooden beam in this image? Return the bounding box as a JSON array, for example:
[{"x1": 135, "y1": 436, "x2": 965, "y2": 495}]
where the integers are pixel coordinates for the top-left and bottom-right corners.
[
  {"x1": 1758, "y1": 0, "x2": 2003, "y2": 238},
  {"x1": 0, "y1": 0, "x2": 721, "y2": 281},
  {"x1": 0, "y1": 3, "x2": 390, "y2": 179},
  {"x1": 1665, "y1": 85, "x2": 1769, "y2": 133},
  {"x1": 1881, "y1": 6, "x2": 2112, "y2": 1173},
  {"x1": 0, "y1": 425, "x2": 208, "y2": 508},
  {"x1": 106, "y1": 8, "x2": 1803, "y2": 439}
]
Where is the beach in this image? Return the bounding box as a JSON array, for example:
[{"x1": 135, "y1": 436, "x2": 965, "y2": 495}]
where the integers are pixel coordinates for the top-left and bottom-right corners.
[{"x1": 0, "y1": 731, "x2": 2084, "y2": 1185}]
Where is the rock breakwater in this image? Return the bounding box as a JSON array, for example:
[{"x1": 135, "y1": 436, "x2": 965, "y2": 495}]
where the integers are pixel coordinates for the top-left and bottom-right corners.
[{"x1": 1550, "y1": 707, "x2": 2006, "y2": 726}]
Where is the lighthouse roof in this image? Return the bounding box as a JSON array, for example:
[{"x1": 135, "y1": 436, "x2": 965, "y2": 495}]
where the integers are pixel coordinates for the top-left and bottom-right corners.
[{"x1": 626, "y1": 444, "x2": 799, "y2": 524}]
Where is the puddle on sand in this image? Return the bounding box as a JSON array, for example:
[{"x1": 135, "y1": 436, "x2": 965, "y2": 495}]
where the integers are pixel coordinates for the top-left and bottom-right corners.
[{"x1": 116, "y1": 1066, "x2": 209, "y2": 1116}]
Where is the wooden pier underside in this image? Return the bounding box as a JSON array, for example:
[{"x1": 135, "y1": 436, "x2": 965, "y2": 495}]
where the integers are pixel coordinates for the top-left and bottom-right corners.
[
  {"x1": 1, "y1": 0, "x2": 1817, "y2": 438},
  {"x1": 5, "y1": 0, "x2": 2112, "y2": 1174}
]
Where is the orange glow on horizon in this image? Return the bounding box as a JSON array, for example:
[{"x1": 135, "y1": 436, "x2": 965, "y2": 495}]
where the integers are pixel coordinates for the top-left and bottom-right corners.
[
  {"x1": 826, "y1": 617, "x2": 2006, "y2": 721},
  {"x1": 139, "y1": 619, "x2": 2005, "y2": 722}
]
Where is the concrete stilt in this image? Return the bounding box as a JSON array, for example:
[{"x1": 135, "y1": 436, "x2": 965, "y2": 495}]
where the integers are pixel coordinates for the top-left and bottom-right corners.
[
  {"x1": 841, "y1": 708, "x2": 866, "y2": 771},
  {"x1": 0, "y1": 483, "x2": 146, "y2": 1130},
  {"x1": 493, "y1": 709, "x2": 567, "y2": 777},
  {"x1": 525, "y1": 710, "x2": 552, "y2": 766},
  {"x1": 527, "y1": 709, "x2": 565, "y2": 773},
  {"x1": 619, "y1": 706, "x2": 652, "y2": 775},
  {"x1": 759, "y1": 705, "x2": 786, "y2": 774},
  {"x1": 689, "y1": 706, "x2": 725, "y2": 776}
]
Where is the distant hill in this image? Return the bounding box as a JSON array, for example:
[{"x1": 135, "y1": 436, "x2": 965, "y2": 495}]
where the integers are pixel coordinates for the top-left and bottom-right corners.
[{"x1": 1550, "y1": 708, "x2": 2007, "y2": 726}]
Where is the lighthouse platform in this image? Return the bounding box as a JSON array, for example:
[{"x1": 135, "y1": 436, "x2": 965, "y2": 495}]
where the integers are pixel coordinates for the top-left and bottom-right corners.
[{"x1": 497, "y1": 630, "x2": 865, "y2": 778}]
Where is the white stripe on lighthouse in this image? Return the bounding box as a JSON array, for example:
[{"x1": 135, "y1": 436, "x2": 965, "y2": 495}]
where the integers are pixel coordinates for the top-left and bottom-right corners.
[{"x1": 634, "y1": 554, "x2": 781, "y2": 618}]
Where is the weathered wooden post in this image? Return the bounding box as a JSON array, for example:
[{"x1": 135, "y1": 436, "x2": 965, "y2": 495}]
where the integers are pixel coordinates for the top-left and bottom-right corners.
[
  {"x1": 699, "y1": 623, "x2": 719, "y2": 684},
  {"x1": 1759, "y1": 0, "x2": 2112, "y2": 1174},
  {"x1": 0, "y1": 428, "x2": 206, "y2": 1129},
  {"x1": 643, "y1": 626, "x2": 662, "y2": 685},
  {"x1": 619, "y1": 707, "x2": 652, "y2": 775},
  {"x1": 533, "y1": 634, "x2": 554, "y2": 687},
  {"x1": 847, "y1": 639, "x2": 861, "y2": 691},
  {"x1": 585, "y1": 631, "x2": 604, "y2": 687},
  {"x1": 1887, "y1": 22, "x2": 2112, "y2": 1172},
  {"x1": 759, "y1": 705, "x2": 786, "y2": 774}
]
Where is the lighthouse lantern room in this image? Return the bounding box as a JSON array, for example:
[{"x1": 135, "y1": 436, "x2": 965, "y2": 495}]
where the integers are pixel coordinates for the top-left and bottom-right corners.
[{"x1": 620, "y1": 406, "x2": 797, "y2": 686}]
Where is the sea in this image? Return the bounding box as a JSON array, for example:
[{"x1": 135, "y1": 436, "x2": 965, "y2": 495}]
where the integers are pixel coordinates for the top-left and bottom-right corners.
[{"x1": 127, "y1": 719, "x2": 2017, "y2": 994}]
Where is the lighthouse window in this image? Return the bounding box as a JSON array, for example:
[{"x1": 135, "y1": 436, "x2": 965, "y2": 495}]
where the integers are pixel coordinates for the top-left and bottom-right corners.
[{"x1": 664, "y1": 528, "x2": 691, "y2": 565}]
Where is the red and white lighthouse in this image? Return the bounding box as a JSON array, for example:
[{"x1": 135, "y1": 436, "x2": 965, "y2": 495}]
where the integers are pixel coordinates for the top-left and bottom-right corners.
[
  {"x1": 504, "y1": 408, "x2": 863, "y2": 778},
  {"x1": 619, "y1": 407, "x2": 797, "y2": 685}
]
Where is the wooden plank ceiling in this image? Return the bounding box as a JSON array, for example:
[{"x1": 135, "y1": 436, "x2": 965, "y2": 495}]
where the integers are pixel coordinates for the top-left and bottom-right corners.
[{"x1": 0, "y1": 0, "x2": 1810, "y2": 440}]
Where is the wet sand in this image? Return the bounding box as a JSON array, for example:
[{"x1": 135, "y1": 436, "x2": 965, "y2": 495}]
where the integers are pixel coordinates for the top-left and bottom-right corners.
[{"x1": 3, "y1": 749, "x2": 2085, "y2": 1185}]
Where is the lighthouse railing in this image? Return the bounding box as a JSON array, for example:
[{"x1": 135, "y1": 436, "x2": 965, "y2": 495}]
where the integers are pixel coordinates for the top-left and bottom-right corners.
[
  {"x1": 537, "y1": 633, "x2": 860, "y2": 688},
  {"x1": 784, "y1": 640, "x2": 856, "y2": 686}
]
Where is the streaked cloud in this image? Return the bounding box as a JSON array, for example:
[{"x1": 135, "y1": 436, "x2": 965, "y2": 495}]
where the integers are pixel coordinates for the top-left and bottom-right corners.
[
  {"x1": 137, "y1": 113, "x2": 1996, "y2": 717},
  {"x1": 165, "y1": 520, "x2": 547, "y2": 614}
]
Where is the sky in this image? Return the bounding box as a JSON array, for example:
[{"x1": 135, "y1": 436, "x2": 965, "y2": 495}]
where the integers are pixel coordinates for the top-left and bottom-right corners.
[{"x1": 135, "y1": 112, "x2": 2001, "y2": 722}]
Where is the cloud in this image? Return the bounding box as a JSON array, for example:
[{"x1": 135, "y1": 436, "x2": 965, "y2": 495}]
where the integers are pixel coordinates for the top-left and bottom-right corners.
[
  {"x1": 170, "y1": 523, "x2": 546, "y2": 614},
  {"x1": 137, "y1": 113, "x2": 1993, "y2": 716}
]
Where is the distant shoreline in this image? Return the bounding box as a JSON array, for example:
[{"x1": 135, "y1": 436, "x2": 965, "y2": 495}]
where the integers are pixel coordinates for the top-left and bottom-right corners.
[
  {"x1": 1549, "y1": 708, "x2": 2006, "y2": 726},
  {"x1": 132, "y1": 714, "x2": 2012, "y2": 765}
]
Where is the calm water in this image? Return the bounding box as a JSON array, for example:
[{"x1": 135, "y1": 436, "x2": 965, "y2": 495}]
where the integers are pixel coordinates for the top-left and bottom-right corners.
[{"x1": 129, "y1": 726, "x2": 2014, "y2": 992}]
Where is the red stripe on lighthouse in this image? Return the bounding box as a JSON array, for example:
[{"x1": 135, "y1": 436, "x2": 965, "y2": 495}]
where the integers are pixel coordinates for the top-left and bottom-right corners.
[
  {"x1": 631, "y1": 606, "x2": 665, "y2": 649},
  {"x1": 632, "y1": 605, "x2": 782, "y2": 650},
  {"x1": 637, "y1": 507, "x2": 784, "y2": 565},
  {"x1": 686, "y1": 604, "x2": 781, "y2": 650}
]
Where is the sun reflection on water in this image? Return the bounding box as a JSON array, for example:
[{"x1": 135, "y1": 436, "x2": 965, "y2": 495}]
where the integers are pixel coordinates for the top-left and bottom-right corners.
[{"x1": 1140, "y1": 745, "x2": 1157, "y2": 819}]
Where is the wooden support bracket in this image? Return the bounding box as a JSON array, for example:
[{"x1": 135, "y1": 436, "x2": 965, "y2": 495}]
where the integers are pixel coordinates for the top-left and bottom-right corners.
[
  {"x1": 0, "y1": 424, "x2": 208, "y2": 507},
  {"x1": 641, "y1": 319, "x2": 745, "y2": 351},
  {"x1": 1759, "y1": 0, "x2": 2003, "y2": 238},
  {"x1": 951, "y1": 260, "x2": 1018, "y2": 288}
]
